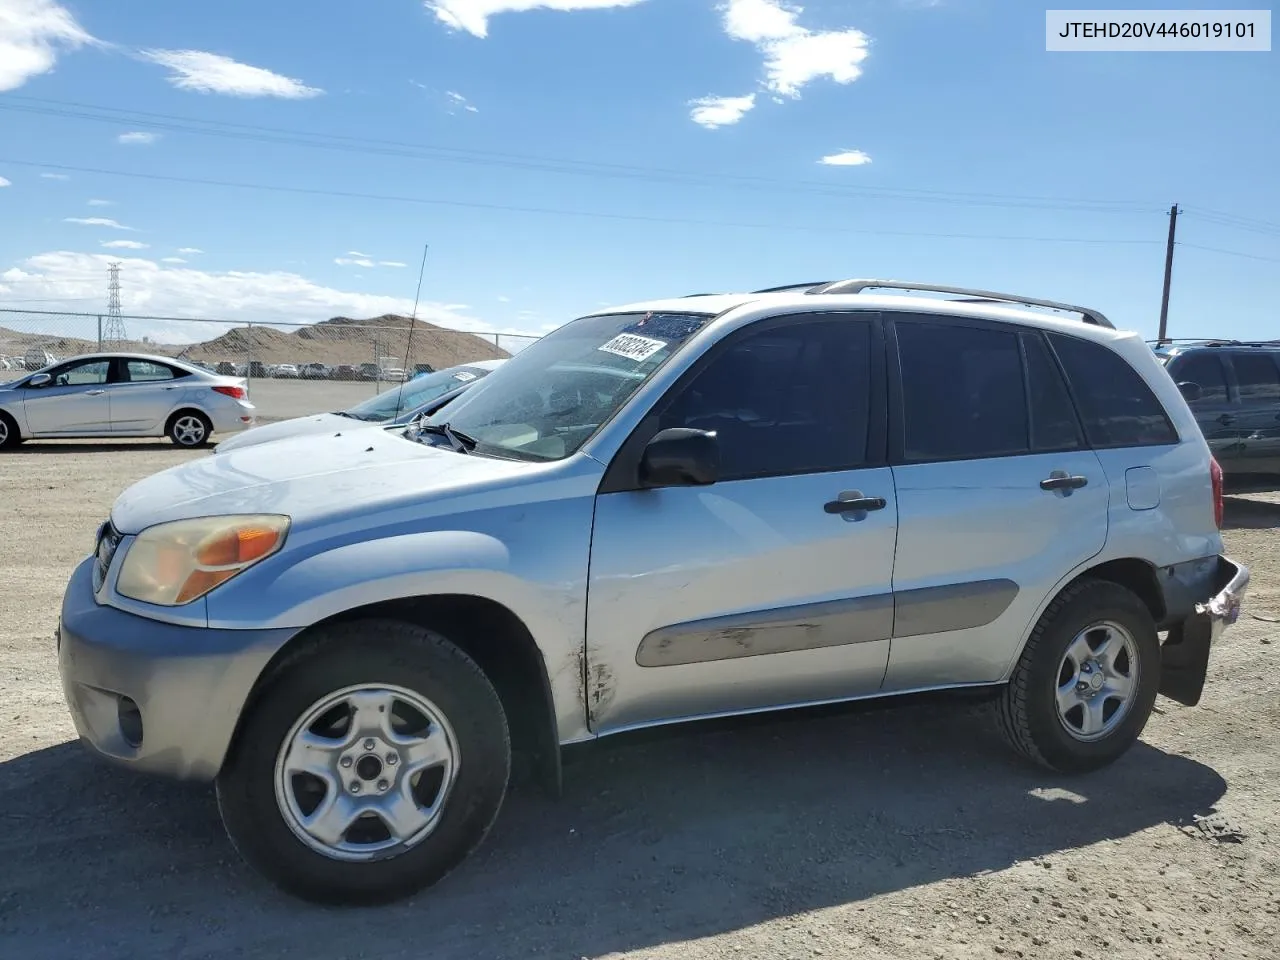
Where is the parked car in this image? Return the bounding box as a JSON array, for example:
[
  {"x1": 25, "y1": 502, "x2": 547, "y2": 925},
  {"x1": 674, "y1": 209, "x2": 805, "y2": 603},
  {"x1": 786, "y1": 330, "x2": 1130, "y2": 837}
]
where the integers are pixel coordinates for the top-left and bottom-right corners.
[
  {"x1": 56, "y1": 280, "x2": 1248, "y2": 905},
  {"x1": 215, "y1": 361, "x2": 237, "y2": 376},
  {"x1": 272, "y1": 363, "x2": 300, "y2": 379},
  {"x1": 0, "y1": 352, "x2": 254, "y2": 449},
  {"x1": 1153, "y1": 339, "x2": 1280, "y2": 489},
  {"x1": 24, "y1": 347, "x2": 56, "y2": 371},
  {"x1": 413, "y1": 362, "x2": 435, "y2": 377},
  {"x1": 332, "y1": 364, "x2": 359, "y2": 381},
  {"x1": 358, "y1": 363, "x2": 383, "y2": 381},
  {"x1": 384, "y1": 368, "x2": 407, "y2": 382},
  {"x1": 301, "y1": 362, "x2": 331, "y2": 380},
  {"x1": 214, "y1": 360, "x2": 504, "y2": 454}
]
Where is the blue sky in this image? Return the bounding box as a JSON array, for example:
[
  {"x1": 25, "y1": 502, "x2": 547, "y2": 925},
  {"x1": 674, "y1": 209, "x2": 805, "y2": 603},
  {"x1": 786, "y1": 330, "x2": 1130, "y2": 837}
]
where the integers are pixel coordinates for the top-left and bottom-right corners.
[{"x1": 0, "y1": 0, "x2": 1276, "y2": 344}]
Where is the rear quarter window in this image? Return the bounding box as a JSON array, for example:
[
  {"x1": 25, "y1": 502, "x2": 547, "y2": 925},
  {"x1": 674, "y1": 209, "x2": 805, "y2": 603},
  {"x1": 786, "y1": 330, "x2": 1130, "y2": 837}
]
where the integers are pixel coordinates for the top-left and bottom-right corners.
[{"x1": 1048, "y1": 334, "x2": 1179, "y2": 449}]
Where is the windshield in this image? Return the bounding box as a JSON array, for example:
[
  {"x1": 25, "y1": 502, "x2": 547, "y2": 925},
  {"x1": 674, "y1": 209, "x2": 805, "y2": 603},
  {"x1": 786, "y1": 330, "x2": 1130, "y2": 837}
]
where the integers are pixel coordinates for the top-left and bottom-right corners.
[
  {"x1": 345, "y1": 366, "x2": 492, "y2": 421},
  {"x1": 422, "y1": 311, "x2": 711, "y2": 461}
]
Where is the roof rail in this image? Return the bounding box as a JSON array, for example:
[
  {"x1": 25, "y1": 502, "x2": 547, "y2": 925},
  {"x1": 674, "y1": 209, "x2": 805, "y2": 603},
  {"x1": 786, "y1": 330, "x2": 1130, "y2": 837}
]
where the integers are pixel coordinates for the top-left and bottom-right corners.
[
  {"x1": 1148, "y1": 338, "x2": 1280, "y2": 348},
  {"x1": 751, "y1": 282, "x2": 831, "y2": 293},
  {"x1": 805, "y1": 279, "x2": 1114, "y2": 329}
]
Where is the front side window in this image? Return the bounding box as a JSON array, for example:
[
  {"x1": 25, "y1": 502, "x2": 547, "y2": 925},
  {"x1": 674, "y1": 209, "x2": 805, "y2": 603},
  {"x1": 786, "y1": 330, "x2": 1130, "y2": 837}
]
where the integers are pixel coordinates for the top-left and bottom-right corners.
[
  {"x1": 654, "y1": 317, "x2": 872, "y2": 480},
  {"x1": 897, "y1": 320, "x2": 1029, "y2": 461},
  {"x1": 1049, "y1": 334, "x2": 1178, "y2": 447},
  {"x1": 1230, "y1": 352, "x2": 1280, "y2": 404},
  {"x1": 423, "y1": 312, "x2": 711, "y2": 460},
  {"x1": 48, "y1": 360, "x2": 109, "y2": 387},
  {"x1": 1168, "y1": 352, "x2": 1228, "y2": 404},
  {"x1": 345, "y1": 366, "x2": 494, "y2": 421}
]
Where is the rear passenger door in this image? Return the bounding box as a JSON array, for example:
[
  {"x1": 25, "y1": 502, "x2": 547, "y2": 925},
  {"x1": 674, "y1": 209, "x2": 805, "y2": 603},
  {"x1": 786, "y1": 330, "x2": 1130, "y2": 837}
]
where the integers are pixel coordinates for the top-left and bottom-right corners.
[
  {"x1": 1224, "y1": 351, "x2": 1280, "y2": 476},
  {"x1": 883, "y1": 316, "x2": 1109, "y2": 691},
  {"x1": 1163, "y1": 351, "x2": 1239, "y2": 467},
  {"x1": 107, "y1": 359, "x2": 190, "y2": 433}
]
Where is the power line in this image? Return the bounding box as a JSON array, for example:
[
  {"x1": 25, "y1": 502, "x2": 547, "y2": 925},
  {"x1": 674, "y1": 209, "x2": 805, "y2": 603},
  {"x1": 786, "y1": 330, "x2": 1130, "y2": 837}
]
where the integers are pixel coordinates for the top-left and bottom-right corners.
[
  {"x1": 1177, "y1": 241, "x2": 1280, "y2": 264},
  {"x1": 0, "y1": 94, "x2": 1159, "y2": 215},
  {"x1": 0, "y1": 157, "x2": 1165, "y2": 247}
]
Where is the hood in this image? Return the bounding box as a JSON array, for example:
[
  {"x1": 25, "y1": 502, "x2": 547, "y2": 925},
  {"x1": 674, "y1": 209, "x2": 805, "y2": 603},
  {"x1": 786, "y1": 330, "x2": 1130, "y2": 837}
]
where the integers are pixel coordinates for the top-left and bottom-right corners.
[
  {"x1": 213, "y1": 412, "x2": 353, "y2": 453},
  {"x1": 110, "y1": 426, "x2": 535, "y2": 533}
]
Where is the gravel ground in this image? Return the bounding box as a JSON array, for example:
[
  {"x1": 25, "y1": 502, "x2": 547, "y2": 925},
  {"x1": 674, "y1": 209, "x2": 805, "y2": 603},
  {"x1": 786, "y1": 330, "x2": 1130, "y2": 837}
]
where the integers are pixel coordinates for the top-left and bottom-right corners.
[{"x1": 1, "y1": 442, "x2": 1277, "y2": 960}]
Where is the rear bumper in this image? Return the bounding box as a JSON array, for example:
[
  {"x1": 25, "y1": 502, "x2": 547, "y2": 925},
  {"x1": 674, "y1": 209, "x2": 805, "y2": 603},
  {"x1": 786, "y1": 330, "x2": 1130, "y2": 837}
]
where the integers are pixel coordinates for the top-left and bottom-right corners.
[
  {"x1": 208, "y1": 400, "x2": 255, "y2": 435},
  {"x1": 1159, "y1": 554, "x2": 1249, "y2": 707}
]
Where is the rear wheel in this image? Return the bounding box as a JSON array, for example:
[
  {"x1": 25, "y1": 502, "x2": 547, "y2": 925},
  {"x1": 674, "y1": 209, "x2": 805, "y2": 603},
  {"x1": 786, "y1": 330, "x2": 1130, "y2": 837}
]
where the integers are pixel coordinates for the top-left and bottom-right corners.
[
  {"x1": 996, "y1": 579, "x2": 1160, "y2": 773},
  {"x1": 167, "y1": 410, "x2": 212, "y2": 447},
  {"x1": 0, "y1": 412, "x2": 21, "y2": 449},
  {"x1": 216, "y1": 620, "x2": 511, "y2": 905}
]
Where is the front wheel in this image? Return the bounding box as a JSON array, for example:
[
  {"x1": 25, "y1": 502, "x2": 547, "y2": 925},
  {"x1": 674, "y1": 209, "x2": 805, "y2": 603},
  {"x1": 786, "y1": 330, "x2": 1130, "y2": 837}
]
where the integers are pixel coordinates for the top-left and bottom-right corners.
[
  {"x1": 0, "y1": 412, "x2": 22, "y2": 449},
  {"x1": 216, "y1": 620, "x2": 511, "y2": 904},
  {"x1": 995, "y1": 579, "x2": 1160, "y2": 773}
]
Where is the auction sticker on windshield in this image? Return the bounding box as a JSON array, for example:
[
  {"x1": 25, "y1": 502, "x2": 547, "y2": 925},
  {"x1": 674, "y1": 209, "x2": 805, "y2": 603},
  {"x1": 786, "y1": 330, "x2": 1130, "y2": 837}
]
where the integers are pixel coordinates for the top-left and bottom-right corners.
[{"x1": 598, "y1": 333, "x2": 667, "y2": 363}]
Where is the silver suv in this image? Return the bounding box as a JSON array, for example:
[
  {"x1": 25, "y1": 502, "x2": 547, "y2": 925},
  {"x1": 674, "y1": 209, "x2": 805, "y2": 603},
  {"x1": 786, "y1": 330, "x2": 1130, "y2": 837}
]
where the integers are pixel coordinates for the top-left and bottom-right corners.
[{"x1": 57, "y1": 280, "x2": 1250, "y2": 904}]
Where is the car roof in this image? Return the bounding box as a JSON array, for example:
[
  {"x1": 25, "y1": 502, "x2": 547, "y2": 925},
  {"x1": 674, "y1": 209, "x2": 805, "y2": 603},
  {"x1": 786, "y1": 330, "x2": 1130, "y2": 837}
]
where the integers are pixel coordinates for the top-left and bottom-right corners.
[
  {"x1": 584, "y1": 290, "x2": 1131, "y2": 345},
  {"x1": 467, "y1": 359, "x2": 506, "y2": 371},
  {"x1": 38, "y1": 351, "x2": 216, "y2": 373}
]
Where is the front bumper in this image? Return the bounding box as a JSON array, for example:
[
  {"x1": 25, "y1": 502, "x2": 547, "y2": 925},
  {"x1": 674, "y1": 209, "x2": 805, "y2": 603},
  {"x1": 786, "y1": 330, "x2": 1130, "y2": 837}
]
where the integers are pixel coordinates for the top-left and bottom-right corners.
[
  {"x1": 57, "y1": 558, "x2": 298, "y2": 780},
  {"x1": 1159, "y1": 554, "x2": 1249, "y2": 707}
]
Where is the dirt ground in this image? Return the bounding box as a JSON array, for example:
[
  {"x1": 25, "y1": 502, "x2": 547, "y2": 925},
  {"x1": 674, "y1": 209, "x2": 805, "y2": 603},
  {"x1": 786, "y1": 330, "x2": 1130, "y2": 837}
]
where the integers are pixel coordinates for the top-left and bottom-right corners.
[{"x1": 1, "y1": 442, "x2": 1277, "y2": 960}]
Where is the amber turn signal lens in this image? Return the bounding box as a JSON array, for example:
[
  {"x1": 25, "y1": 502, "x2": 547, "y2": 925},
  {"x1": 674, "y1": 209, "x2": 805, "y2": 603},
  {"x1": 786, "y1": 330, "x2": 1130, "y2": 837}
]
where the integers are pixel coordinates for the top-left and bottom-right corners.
[{"x1": 196, "y1": 526, "x2": 282, "y2": 567}]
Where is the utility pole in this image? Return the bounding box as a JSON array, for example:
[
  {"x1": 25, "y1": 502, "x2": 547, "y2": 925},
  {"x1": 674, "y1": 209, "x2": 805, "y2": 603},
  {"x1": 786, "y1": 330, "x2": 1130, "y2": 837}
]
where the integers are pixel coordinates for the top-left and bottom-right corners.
[
  {"x1": 103, "y1": 262, "x2": 128, "y2": 344},
  {"x1": 1156, "y1": 203, "x2": 1179, "y2": 345}
]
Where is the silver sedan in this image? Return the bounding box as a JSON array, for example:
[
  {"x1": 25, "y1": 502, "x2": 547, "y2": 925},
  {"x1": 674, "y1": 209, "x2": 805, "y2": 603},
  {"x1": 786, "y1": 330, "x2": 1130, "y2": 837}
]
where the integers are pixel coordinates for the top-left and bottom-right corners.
[{"x1": 0, "y1": 352, "x2": 255, "y2": 449}]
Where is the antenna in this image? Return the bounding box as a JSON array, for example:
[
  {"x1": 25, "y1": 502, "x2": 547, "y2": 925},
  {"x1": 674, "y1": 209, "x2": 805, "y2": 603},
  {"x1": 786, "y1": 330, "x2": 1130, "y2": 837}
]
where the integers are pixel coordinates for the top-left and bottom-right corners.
[
  {"x1": 103, "y1": 262, "x2": 128, "y2": 344},
  {"x1": 394, "y1": 244, "x2": 430, "y2": 418}
]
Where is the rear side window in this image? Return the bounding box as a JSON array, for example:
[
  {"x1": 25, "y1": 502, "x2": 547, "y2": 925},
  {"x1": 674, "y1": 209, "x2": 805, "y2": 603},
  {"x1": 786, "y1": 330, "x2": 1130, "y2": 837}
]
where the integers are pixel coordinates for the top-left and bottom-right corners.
[
  {"x1": 896, "y1": 321, "x2": 1028, "y2": 460},
  {"x1": 1168, "y1": 352, "x2": 1228, "y2": 403},
  {"x1": 1021, "y1": 333, "x2": 1082, "y2": 451},
  {"x1": 1231, "y1": 352, "x2": 1280, "y2": 404},
  {"x1": 1048, "y1": 334, "x2": 1178, "y2": 448}
]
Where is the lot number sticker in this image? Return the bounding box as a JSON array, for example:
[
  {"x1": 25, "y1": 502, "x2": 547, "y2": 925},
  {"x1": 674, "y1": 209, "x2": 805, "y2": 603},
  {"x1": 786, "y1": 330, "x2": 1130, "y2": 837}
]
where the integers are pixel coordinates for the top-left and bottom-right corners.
[
  {"x1": 598, "y1": 333, "x2": 667, "y2": 363},
  {"x1": 453, "y1": 371, "x2": 477, "y2": 382}
]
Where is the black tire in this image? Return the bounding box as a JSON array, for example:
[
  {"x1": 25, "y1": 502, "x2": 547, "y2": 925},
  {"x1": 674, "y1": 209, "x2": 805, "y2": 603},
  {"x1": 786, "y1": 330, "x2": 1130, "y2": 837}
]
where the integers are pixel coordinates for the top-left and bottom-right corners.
[
  {"x1": 0, "y1": 411, "x2": 22, "y2": 450},
  {"x1": 167, "y1": 409, "x2": 212, "y2": 447},
  {"x1": 995, "y1": 579, "x2": 1160, "y2": 774},
  {"x1": 215, "y1": 619, "x2": 511, "y2": 905}
]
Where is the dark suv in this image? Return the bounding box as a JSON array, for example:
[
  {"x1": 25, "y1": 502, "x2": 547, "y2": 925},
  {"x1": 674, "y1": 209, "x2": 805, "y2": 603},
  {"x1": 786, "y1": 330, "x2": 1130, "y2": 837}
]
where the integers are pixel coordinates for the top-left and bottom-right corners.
[{"x1": 1154, "y1": 340, "x2": 1280, "y2": 488}]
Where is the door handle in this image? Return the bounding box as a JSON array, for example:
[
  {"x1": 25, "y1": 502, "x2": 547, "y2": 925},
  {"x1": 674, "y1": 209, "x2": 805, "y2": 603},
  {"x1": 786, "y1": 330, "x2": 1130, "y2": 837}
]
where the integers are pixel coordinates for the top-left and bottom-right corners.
[
  {"x1": 163, "y1": 386, "x2": 179, "y2": 391},
  {"x1": 1040, "y1": 473, "x2": 1088, "y2": 492},
  {"x1": 1218, "y1": 414, "x2": 1236, "y2": 426},
  {"x1": 85, "y1": 389, "x2": 106, "y2": 396},
  {"x1": 824, "y1": 492, "x2": 887, "y2": 515}
]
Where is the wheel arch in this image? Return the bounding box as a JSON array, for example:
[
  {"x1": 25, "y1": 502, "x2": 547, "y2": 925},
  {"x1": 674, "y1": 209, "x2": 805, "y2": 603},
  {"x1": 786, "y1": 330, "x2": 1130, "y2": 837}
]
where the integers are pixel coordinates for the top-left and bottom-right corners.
[{"x1": 229, "y1": 593, "x2": 563, "y2": 798}]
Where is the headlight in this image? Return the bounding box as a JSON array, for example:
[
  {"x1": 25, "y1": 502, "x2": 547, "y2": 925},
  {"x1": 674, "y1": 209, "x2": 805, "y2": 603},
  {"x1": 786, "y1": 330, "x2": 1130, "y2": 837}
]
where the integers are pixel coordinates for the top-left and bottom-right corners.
[{"x1": 116, "y1": 515, "x2": 290, "y2": 606}]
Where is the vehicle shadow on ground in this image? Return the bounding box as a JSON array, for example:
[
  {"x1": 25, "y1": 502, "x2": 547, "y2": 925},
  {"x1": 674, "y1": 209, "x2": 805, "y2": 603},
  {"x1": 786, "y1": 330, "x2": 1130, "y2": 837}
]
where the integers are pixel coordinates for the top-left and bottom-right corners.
[
  {"x1": 1223, "y1": 494, "x2": 1280, "y2": 530},
  {"x1": 13, "y1": 442, "x2": 183, "y2": 454},
  {"x1": 0, "y1": 698, "x2": 1226, "y2": 960}
]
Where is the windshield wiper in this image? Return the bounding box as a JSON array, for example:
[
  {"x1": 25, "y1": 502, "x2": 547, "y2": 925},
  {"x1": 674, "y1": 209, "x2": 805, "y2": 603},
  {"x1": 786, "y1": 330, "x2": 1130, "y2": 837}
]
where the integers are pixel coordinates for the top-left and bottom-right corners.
[{"x1": 413, "y1": 421, "x2": 478, "y2": 453}]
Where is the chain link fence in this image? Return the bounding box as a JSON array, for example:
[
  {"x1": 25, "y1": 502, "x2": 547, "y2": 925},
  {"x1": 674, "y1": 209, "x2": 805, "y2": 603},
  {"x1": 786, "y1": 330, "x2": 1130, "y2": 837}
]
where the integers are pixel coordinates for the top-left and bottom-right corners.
[{"x1": 0, "y1": 308, "x2": 542, "y2": 423}]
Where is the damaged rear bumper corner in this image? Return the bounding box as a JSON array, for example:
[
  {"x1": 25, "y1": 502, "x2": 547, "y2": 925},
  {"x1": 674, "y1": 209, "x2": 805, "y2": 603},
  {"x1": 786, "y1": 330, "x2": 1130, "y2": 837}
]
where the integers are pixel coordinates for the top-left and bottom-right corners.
[{"x1": 1158, "y1": 555, "x2": 1250, "y2": 707}]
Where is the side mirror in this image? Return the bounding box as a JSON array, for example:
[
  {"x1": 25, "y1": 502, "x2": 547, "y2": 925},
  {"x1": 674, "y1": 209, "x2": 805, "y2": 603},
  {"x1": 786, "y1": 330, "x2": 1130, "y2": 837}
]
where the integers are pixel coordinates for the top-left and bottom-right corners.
[
  {"x1": 639, "y1": 427, "x2": 719, "y2": 488},
  {"x1": 27, "y1": 373, "x2": 52, "y2": 388},
  {"x1": 1177, "y1": 381, "x2": 1203, "y2": 402}
]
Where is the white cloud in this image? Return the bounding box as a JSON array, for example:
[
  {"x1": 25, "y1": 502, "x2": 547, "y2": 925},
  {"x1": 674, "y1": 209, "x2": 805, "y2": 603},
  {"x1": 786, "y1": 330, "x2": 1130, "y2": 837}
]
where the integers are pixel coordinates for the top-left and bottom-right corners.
[
  {"x1": 0, "y1": 0, "x2": 94, "y2": 92},
  {"x1": 445, "y1": 90, "x2": 479, "y2": 113},
  {"x1": 64, "y1": 217, "x2": 134, "y2": 229},
  {"x1": 101, "y1": 240, "x2": 149, "y2": 250},
  {"x1": 497, "y1": 295, "x2": 510, "y2": 303},
  {"x1": 0, "y1": 250, "x2": 514, "y2": 339},
  {"x1": 0, "y1": 176, "x2": 10, "y2": 187},
  {"x1": 117, "y1": 131, "x2": 160, "y2": 145},
  {"x1": 819, "y1": 148, "x2": 872, "y2": 166},
  {"x1": 427, "y1": 0, "x2": 647, "y2": 39},
  {"x1": 688, "y1": 93, "x2": 756, "y2": 129},
  {"x1": 139, "y1": 49, "x2": 323, "y2": 99},
  {"x1": 335, "y1": 257, "x2": 376, "y2": 268},
  {"x1": 177, "y1": 247, "x2": 203, "y2": 254},
  {"x1": 720, "y1": 0, "x2": 870, "y2": 98},
  {"x1": 40, "y1": 172, "x2": 70, "y2": 180},
  {"x1": 346, "y1": 250, "x2": 371, "y2": 257},
  {"x1": 379, "y1": 261, "x2": 408, "y2": 268},
  {"x1": 161, "y1": 257, "x2": 187, "y2": 264},
  {"x1": 87, "y1": 198, "x2": 114, "y2": 206}
]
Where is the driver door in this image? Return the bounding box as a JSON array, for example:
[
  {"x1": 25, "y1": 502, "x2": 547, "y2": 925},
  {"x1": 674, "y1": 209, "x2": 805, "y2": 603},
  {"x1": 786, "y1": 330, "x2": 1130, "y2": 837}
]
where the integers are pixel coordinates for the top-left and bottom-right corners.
[
  {"x1": 22, "y1": 359, "x2": 112, "y2": 435},
  {"x1": 585, "y1": 313, "x2": 896, "y2": 733}
]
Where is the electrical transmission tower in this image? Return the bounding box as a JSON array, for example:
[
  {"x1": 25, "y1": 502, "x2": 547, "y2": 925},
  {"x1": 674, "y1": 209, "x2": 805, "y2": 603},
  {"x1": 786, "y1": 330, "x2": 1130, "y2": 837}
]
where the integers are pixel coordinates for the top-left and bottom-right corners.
[{"x1": 103, "y1": 262, "x2": 128, "y2": 344}]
